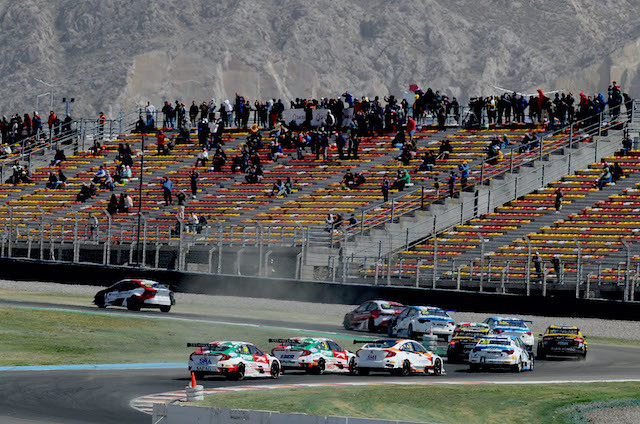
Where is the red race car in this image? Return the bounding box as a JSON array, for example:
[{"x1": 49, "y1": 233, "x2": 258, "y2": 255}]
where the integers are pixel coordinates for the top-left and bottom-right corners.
[{"x1": 343, "y1": 300, "x2": 404, "y2": 332}]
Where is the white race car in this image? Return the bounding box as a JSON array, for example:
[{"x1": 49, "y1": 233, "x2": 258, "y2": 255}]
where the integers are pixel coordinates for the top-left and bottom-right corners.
[
  {"x1": 93, "y1": 279, "x2": 175, "y2": 312},
  {"x1": 469, "y1": 336, "x2": 534, "y2": 372},
  {"x1": 270, "y1": 337, "x2": 356, "y2": 374},
  {"x1": 354, "y1": 338, "x2": 444, "y2": 376},
  {"x1": 484, "y1": 317, "x2": 535, "y2": 352},
  {"x1": 188, "y1": 341, "x2": 280, "y2": 380},
  {"x1": 388, "y1": 306, "x2": 455, "y2": 340}
]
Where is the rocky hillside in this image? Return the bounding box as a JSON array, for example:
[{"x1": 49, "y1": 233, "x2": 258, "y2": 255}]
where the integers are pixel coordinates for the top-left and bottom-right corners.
[{"x1": 1, "y1": 0, "x2": 638, "y2": 119}]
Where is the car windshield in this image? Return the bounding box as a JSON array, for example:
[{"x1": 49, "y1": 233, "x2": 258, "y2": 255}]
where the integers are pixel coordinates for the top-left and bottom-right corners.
[
  {"x1": 496, "y1": 320, "x2": 526, "y2": 328},
  {"x1": 364, "y1": 340, "x2": 397, "y2": 349},
  {"x1": 420, "y1": 309, "x2": 448, "y2": 317},
  {"x1": 380, "y1": 303, "x2": 399, "y2": 309},
  {"x1": 548, "y1": 328, "x2": 579, "y2": 335},
  {"x1": 478, "y1": 339, "x2": 510, "y2": 346}
]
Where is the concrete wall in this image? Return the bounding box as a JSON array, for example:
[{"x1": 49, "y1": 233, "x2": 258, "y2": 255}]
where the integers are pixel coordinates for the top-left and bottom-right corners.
[
  {"x1": 152, "y1": 403, "x2": 426, "y2": 424},
  {"x1": 2, "y1": 257, "x2": 639, "y2": 320}
]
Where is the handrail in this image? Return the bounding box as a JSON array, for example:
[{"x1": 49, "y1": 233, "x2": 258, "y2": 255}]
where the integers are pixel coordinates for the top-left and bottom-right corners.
[{"x1": 330, "y1": 103, "x2": 634, "y2": 245}]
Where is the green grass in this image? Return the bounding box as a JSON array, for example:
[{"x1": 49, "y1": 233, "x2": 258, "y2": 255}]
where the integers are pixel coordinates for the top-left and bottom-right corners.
[
  {"x1": 195, "y1": 382, "x2": 640, "y2": 424},
  {"x1": 0, "y1": 306, "x2": 366, "y2": 366},
  {"x1": 588, "y1": 336, "x2": 640, "y2": 347}
]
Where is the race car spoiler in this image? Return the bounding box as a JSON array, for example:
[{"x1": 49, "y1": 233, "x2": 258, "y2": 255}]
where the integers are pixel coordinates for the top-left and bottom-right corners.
[
  {"x1": 268, "y1": 339, "x2": 300, "y2": 344},
  {"x1": 187, "y1": 343, "x2": 218, "y2": 348},
  {"x1": 353, "y1": 339, "x2": 392, "y2": 344}
]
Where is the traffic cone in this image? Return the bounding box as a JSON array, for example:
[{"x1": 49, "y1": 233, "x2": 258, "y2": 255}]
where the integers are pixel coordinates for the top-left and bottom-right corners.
[{"x1": 191, "y1": 371, "x2": 197, "y2": 388}]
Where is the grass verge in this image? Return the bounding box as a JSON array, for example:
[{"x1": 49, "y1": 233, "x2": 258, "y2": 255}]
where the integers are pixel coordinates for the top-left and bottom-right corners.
[
  {"x1": 0, "y1": 306, "x2": 365, "y2": 366},
  {"x1": 195, "y1": 382, "x2": 640, "y2": 424}
]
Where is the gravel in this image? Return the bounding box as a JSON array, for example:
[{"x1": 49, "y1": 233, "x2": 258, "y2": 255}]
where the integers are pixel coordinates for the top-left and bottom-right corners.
[
  {"x1": 587, "y1": 406, "x2": 640, "y2": 424},
  {"x1": 1, "y1": 279, "x2": 639, "y2": 341}
]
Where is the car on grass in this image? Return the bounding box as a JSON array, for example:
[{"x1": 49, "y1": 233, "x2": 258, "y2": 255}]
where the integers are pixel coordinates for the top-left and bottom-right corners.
[
  {"x1": 270, "y1": 337, "x2": 356, "y2": 374},
  {"x1": 447, "y1": 322, "x2": 491, "y2": 363},
  {"x1": 354, "y1": 338, "x2": 444, "y2": 376},
  {"x1": 343, "y1": 300, "x2": 404, "y2": 332},
  {"x1": 387, "y1": 306, "x2": 455, "y2": 341},
  {"x1": 537, "y1": 326, "x2": 587, "y2": 360},
  {"x1": 468, "y1": 336, "x2": 534, "y2": 373},
  {"x1": 93, "y1": 279, "x2": 175, "y2": 312},
  {"x1": 483, "y1": 316, "x2": 534, "y2": 352},
  {"x1": 187, "y1": 341, "x2": 280, "y2": 380}
]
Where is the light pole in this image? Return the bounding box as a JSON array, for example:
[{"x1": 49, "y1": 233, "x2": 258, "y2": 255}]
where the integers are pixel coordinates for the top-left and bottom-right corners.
[
  {"x1": 34, "y1": 79, "x2": 56, "y2": 111},
  {"x1": 36, "y1": 92, "x2": 50, "y2": 114},
  {"x1": 62, "y1": 97, "x2": 75, "y2": 116},
  {"x1": 136, "y1": 135, "x2": 145, "y2": 264}
]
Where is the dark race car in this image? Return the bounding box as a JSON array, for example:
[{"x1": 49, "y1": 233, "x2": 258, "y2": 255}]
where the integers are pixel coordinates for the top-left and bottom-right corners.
[
  {"x1": 343, "y1": 300, "x2": 404, "y2": 332},
  {"x1": 447, "y1": 322, "x2": 490, "y2": 363},
  {"x1": 537, "y1": 326, "x2": 587, "y2": 360}
]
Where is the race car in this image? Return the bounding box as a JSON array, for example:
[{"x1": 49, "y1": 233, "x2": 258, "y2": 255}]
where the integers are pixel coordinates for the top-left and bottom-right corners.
[
  {"x1": 354, "y1": 338, "x2": 444, "y2": 376},
  {"x1": 270, "y1": 337, "x2": 356, "y2": 374},
  {"x1": 447, "y1": 322, "x2": 491, "y2": 363},
  {"x1": 343, "y1": 300, "x2": 404, "y2": 332},
  {"x1": 387, "y1": 306, "x2": 455, "y2": 340},
  {"x1": 537, "y1": 326, "x2": 587, "y2": 360},
  {"x1": 93, "y1": 279, "x2": 175, "y2": 312},
  {"x1": 187, "y1": 341, "x2": 280, "y2": 380},
  {"x1": 483, "y1": 317, "x2": 534, "y2": 352},
  {"x1": 469, "y1": 336, "x2": 534, "y2": 372}
]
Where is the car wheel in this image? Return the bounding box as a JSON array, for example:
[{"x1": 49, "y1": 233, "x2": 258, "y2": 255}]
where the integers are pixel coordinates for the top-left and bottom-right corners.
[
  {"x1": 469, "y1": 364, "x2": 480, "y2": 372},
  {"x1": 433, "y1": 358, "x2": 443, "y2": 376},
  {"x1": 408, "y1": 325, "x2": 416, "y2": 340},
  {"x1": 95, "y1": 294, "x2": 106, "y2": 309},
  {"x1": 357, "y1": 367, "x2": 369, "y2": 376},
  {"x1": 368, "y1": 318, "x2": 377, "y2": 333},
  {"x1": 399, "y1": 360, "x2": 411, "y2": 376},
  {"x1": 230, "y1": 363, "x2": 245, "y2": 381},
  {"x1": 270, "y1": 361, "x2": 280, "y2": 379},
  {"x1": 126, "y1": 296, "x2": 141, "y2": 311},
  {"x1": 348, "y1": 358, "x2": 356, "y2": 375},
  {"x1": 512, "y1": 361, "x2": 522, "y2": 373},
  {"x1": 343, "y1": 315, "x2": 351, "y2": 330},
  {"x1": 315, "y1": 359, "x2": 326, "y2": 375},
  {"x1": 159, "y1": 306, "x2": 171, "y2": 313}
]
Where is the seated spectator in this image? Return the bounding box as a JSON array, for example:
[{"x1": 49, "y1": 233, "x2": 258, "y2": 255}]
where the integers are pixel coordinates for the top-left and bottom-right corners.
[
  {"x1": 622, "y1": 135, "x2": 633, "y2": 155},
  {"x1": 188, "y1": 212, "x2": 199, "y2": 233},
  {"x1": 51, "y1": 149, "x2": 66, "y2": 166},
  {"x1": 76, "y1": 183, "x2": 91, "y2": 202},
  {"x1": 347, "y1": 213, "x2": 358, "y2": 230},
  {"x1": 598, "y1": 166, "x2": 612, "y2": 190},
  {"x1": 195, "y1": 148, "x2": 209, "y2": 167},
  {"x1": 437, "y1": 139, "x2": 452, "y2": 160},
  {"x1": 612, "y1": 162, "x2": 624, "y2": 183},
  {"x1": 391, "y1": 169, "x2": 411, "y2": 190},
  {"x1": 46, "y1": 172, "x2": 62, "y2": 189},
  {"x1": 353, "y1": 172, "x2": 366, "y2": 188},
  {"x1": 284, "y1": 177, "x2": 294, "y2": 195},
  {"x1": 419, "y1": 151, "x2": 436, "y2": 171},
  {"x1": 392, "y1": 128, "x2": 406, "y2": 146},
  {"x1": 268, "y1": 141, "x2": 284, "y2": 162},
  {"x1": 245, "y1": 164, "x2": 260, "y2": 183},
  {"x1": 0, "y1": 143, "x2": 11, "y2": 157},
  {"x1": 107, "y1": 194, "x2": 118, "y2": 215},
  {"x1": 89, "y1": 140, "x2": 102, "y2": 156},
  {"x1": 57, "y1": 169, "x2": 67, "y2": 185},
  {"x1": 324, "y1": 213, "x2": 336, "y2": 232},
  {"x1": 270, "y1": 178, "x2": 286, "y2": 196},
  {"x1": 342, "y1": 169, "x2": 355, "y2": 189},
  {"x1": 93, "y1": 166, "x2": 107, "y2": 184}
]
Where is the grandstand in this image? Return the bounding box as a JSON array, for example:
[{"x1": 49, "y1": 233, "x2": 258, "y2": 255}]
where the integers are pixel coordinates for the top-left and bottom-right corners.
[{"x1": 0, "y1": 99, "x2": 637, "y2": 302}]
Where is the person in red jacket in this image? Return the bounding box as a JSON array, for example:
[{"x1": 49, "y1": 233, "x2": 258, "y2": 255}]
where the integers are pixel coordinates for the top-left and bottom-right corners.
[
  {"x1": 48, "y1": 111, "x2": 57, "y2": 133},
  {"x1": 406, "y1": 116, "x2": 417, "y2": 141}
]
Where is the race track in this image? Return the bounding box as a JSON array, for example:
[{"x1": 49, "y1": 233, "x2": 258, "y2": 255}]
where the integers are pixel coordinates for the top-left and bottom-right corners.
[{"x1": 1, "y1": 300, "x2": 640, "y2": 424}]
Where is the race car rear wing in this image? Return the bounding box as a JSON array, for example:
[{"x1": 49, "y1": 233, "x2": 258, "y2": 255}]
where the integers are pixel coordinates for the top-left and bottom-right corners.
[
  {"x1": 268, "y1": 339, "x2": 300, "y2": 344},
  {"x1": 187, "y1": 343, "x2": 218, "y2": 348},
  {"x1": 353, "y1": 339, "x2": 394, "y2": 344}
]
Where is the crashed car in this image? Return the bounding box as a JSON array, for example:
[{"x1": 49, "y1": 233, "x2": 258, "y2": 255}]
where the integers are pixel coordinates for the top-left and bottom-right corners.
[
  {"x1": 484, "y1": 317, "x2": 535, "y2": 352},
  {"x1": 388, "y1": 306, "x2": 455, "y2": 340},
  {"x1": 354, "y1": 338, "x2": 444, "y2": 376},
  {"x1": 447, "y1": 322, "x2": 490, "y2": 363},
  {"x1": 343, "y1": 300, "x2": 404, "y2": 332},
  {"x1": 537, "y1": 326, "x2": 587, "y2": 360},
  {"x1": 93, "y1": 279, "x2": 175, "y2": 312},
  {"x1": 187, "y1": 341, "x2": 280, "y2": 380},
  {"x1": 270, "y1": 337, "x2": 356, "y2": 374},
  {"x1": 469, "y1": 336, "x2": 534, "y2": 373}
]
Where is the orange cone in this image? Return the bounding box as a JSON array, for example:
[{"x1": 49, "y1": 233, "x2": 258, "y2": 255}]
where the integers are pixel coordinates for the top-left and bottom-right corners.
[{"x1": 191, "y1": 371, "x2": 197, "y2": 387}]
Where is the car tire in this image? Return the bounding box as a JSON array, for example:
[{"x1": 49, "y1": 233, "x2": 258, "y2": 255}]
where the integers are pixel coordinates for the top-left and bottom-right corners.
[
  {"x1": 348, "y1": 358, "x2": 357, "y2": 375},
  {"x1": 160, "y1": 306, "x2": 171, "y2": 313},
  {"x1": 512, "y1": 361, "x2": 522, "y2": 373},
  {"x1": 433, "y1": 358, "x2": 443, "y2": 376},
  {"x1": 469, "y1": 364, "x2": 480, "y2": 372},
  {"x1": 357, "y1": 367, "x2": 369, "y2": 376},
  {"x1": 95, "y1": 294, "x2": 106, "y2": 309},
  {"x1": 368, "y1": 318, "x2": 377, "y2": 333},
  {"x1": 270, "y1": 361, "x2": 280, "y2": 379},
  {"x1": 314, "y1": 359, "x2": 326, "y2": 375},
  {"x1": 394, "y1": 360, "x2": 411, "y2": 376},
  {"x1": 343, "y1": 316, "x2": 351, "y2": 330},
  {"x1": 126, "y1": 296, "x2": 141, "y2": 311},
  {"x1": 230, "y1": 363, "x2": 245, "y2": 381}
]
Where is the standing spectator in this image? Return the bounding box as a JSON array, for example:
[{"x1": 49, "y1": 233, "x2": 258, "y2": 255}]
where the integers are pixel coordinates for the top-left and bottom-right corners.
[
  {"x1": 458, "y1": 161, "x2": 469, "y2": 191},
  {"x1": 156, "y1": 130, "x2": 167, "y2": 154},
  {"x1": 162, "y1": 176, "x2": 174, "y2": 206},
  {"x1": 107, "y1": 194, "x2": 118, "y2": 215},
  {"x1": 552, "y1": 255, "x2": 562, "y2": 284},
  {"x1": 189, "y1": 101, "x2": 199, "y2": 125},
  {"x1": 48, "y1": 111, "x2": 57, "y2": 135},
  {"x1": 533, "y1": 252, "x2": 542, "y2": 282},
  {"x1": 554, "y1": 188, "x2": 563, "y2": 213},
  {"x1": 190, "y1": 169, "x2": 199, "y2": 199},
  {"x1": 406, "y1": 116, "x2": 417, "y2": 141},
  {"x1": 448, "y1": 171, "x2": 457, "y2": 198},
  {"x1": 622, "y1": 134, "x2": 633, "y2": 156},
  {"x1": 98, "y1": 112, "x2": 106, "y2": 140},
  {"x1": 89, "y1": 213, "x2": 99, "y2": 240},
  {"x1": 381, "y1": 177, "x2": 390, "y2": 202},
  {"x1": 124, "y1": 193, "x2": 133, "y2": 212},
  {"x1": 176, "y1": 190, "x2": 186, "y2": 220}
]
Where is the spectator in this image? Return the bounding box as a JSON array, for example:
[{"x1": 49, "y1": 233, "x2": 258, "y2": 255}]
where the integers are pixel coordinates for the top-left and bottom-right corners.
[
  {"x1": 51, "y1": 149, "x2": 66, "y2": 166},
  {"x1": 437, "y1": 139, "x2": 452, "y2": 160},
  {"x1": 284, "y1": 177, "x2": 294, "y2": 195},
  {"x1": 612, "y1": 162, "x2": 624, "y2": 183},
  {"x1": 391, "y1": 169, "x2": 410, "y2": 190},
  {"x1": 76, "y1": 183, "x2": 91, "y2": 202},
  {"x1": 93, "y1": 166, "x2": 107, "y2": 184},
  {"x1": 270, "y1": 178, "x2": 286, "y2": 196},
  {"x1": 448, "y1": 171, "x2": 457, "y2": 197},
  {"x1": 458, "y1": 161, "x2": 470, "y2": 190},
  {"x1": 381, "y1": 177, "x2": 390, "y2": 202},
  {"x1": 406, "y1": 116, "x2": 417, "y2": 141},
  {"x1": 188, "y1": 212, "x2": 200, "y2": 233},
  {"x1": 89, "y1": 213, "x2": 99, "y2": 239},
  {"x1": 157, "y1": 130, "x2": 168, "y2": 154},
  {"x1": 342, "y1": 169, "x2": 355, "y2": 189},
  {"x1": 176, "y1": 190, "x2": 187, "y2": 220},
  {"x1": 347, "y1": 214, "x2": 358, "y2": 230},
  {"x1": 597, "y1": 166, "x2": 612, "y2": 190},
  {"x1": 533, "y1": 251, "x2": 543, "y2": 282},
  {"x1": 419, "y1": 151, "x2": 435, "y2": 171},
  {"x1": 554, "y1": 188, "x2": 563, "y2": 212},
  {"x1": 107, "y1": 194, "x2": 118, "y2": 215},
  {"x1": 46, "y1": 172, "x2": 62, "y2": 189},
  {"x1": 190, "y1": 169, "x2": 199, "y2": 198},
  {"x1": 324, "y1": 213, "x2": 336, "y2": 232},
  {"x1": 0, "y1": 143, "x2": 11, "y2": 157},
  {"x1": 195, "y1": 148, "x2": 209, "y2": 167},
  {"x1": 162, "y1": 176, "x2": 174, "y2": 205},
  {"x1": 622, "y1": 134, "x2": 633, "y2": 156},
  {"x1": 57, "y1": 169, "x2": 67, "y2": 185}
]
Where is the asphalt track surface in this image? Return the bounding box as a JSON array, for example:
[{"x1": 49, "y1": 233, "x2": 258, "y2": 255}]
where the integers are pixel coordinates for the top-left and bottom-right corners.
[{"x1": 2, "y1": 300, "x2": 640, "y2": 424}]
